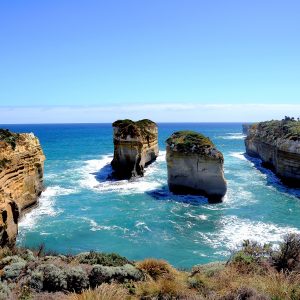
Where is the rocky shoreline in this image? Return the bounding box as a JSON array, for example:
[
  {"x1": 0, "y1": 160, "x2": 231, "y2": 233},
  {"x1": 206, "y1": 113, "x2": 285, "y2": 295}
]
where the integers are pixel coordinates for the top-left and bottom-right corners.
[
  {"x1": 0, "y1": 129, "x2": 45, "y2": 247},
  {"x1": 245, "y1": 119, "x2": 300, "y2": 186}
]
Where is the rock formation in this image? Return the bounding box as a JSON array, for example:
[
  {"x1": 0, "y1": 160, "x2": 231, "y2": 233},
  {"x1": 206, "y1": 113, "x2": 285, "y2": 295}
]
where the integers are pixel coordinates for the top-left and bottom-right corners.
[
  {"x1": 111, "y1": 119, "x2": 159, "y2": 179},
  {"x1": 0, "y1": 129, "x2": 45, "y2": 246},
  {"x1": 245, "y1": 119, "x2": 300, "y2": 186},
  {"x1": 166, "y1": 131, "x2": 227, "y2": 202},
  {"x1": 242, "y1": 123, "x2": 252, "y2": 135}
]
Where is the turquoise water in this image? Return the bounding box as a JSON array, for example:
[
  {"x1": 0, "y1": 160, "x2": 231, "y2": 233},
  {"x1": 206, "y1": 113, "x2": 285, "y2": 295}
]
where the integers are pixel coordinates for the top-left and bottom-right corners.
[{"x1": 3, "y1": 123, "x2": 300, "y2": 268}]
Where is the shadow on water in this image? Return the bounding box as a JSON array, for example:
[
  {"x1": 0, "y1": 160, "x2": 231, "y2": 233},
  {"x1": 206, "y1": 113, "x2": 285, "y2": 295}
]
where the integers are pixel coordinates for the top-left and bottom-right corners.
[
  {"x1": 146, "y1": 186, "x2": 212, "y2": 206},
  {"x1": 92, "y1": 163, "x2": 114, "y2": 183},
  {"x1": 244, "y1": 154, "x2": 300, "y2": 199},
  {"x1": 90, "y1": 159, "x2": 223, "y2": 206}
]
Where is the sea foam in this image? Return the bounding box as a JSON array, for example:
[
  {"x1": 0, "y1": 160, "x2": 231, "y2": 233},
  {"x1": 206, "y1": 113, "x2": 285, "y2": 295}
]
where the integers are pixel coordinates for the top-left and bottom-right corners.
[
  {"x1": 78, "y1": 151, "x2": 166, "y2": 194},
  {"x1": 18, "y1": 186, "x2": 77, "y2": 231}
]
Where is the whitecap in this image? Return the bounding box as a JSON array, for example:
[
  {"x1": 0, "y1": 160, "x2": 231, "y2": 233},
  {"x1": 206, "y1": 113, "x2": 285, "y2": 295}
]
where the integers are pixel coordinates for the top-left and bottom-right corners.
[
  {"x1": 135, "y1": 221, "x2": 152, "y2": 232},
  {"x1": 81, "y1": 217, "x2": 128, "y2": 233},
  {"x1": 78, "y1": 152, "x2": 166, "y2": 194},
  {"x1": 219, "y1": 133, "x2": 246, "y2": 140},
  {"x1": 198, "y1": 215, "x2": 300, "y2": 253},
  {"x1": 18, "y1": 186, "x2": 77, "y2": 231},
  {"x1": 229, "y1": 152, "x2": 247, "y2": 161}
]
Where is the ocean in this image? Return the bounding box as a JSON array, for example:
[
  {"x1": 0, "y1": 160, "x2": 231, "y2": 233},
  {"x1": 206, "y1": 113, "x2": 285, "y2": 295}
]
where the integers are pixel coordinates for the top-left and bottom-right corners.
[{"x1": 2, "y1": 123, "x2": 300, "y2": 268}]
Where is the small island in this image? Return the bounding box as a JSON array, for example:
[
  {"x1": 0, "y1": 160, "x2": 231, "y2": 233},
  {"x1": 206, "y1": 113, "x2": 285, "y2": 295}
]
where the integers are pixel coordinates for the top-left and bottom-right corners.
[
  {"x1": 111, "y1": 119, "x2": 159, "y2": 179},
  {"x1": 0, "y1": 129, "x2": 45, "y2": 246},
  {"x1": 245, "y1": 117, "x2": 300, "y2": 186},
  {"x1": 166, "y1": 130, "x2": 227, "y2": 202}
]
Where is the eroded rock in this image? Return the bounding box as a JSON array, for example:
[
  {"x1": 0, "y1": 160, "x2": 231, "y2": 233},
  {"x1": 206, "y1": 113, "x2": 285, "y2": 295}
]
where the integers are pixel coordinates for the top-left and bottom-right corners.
[
  {"x1": 111, "y1": 119, "x2": 159, "y2": 179},
  {"x1": 245, "y1": 119, "x2": 300, "y2": 186},
  {"x1": 0, "y1": 129, "x2": 45, "y2": 246},
  {"x1": 166, "y1": 131, "x2": 227, "y2": 202}
]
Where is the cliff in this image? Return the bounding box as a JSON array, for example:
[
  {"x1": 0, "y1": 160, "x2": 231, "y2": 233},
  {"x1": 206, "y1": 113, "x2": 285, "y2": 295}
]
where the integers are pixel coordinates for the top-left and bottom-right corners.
[
  {"x1": 0, "y1": 129, "x2": 45, "y2": 246},
  {"x1": 242, "y1": 123, "x2": 252, "y2": 135},
  {"x1": 111, "y1": 119, "x2": 159, "y2": 179},
  {"x1": 245, "y1": 119, "x2": 300, "y2": 186},
  {"x1": 166, "y1": 131, "x2": 227, "y2": 202}
]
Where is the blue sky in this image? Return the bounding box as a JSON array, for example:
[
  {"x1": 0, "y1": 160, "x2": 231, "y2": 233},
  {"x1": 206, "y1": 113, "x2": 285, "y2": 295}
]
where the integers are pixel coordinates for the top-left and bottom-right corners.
[{"x1": 0, "y1": 0, "x2": 299, "y2": 122}]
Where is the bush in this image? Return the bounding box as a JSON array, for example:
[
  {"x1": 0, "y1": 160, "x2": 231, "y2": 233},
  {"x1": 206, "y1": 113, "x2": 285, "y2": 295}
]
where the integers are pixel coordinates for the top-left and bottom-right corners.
[
  {"x1": 20, "y1": 250, "x2": 36, "y2": 262},
  {"x1": 3, "y1": 261, "x2": 27, "y2": 280},
  {"x1": 66, "y1": 266, "x2": 89, "y2": 292},
  {"x1": 28, "y1": 270, "x2": 44, "y2": 291},
  {"x1": 136, "y1": 258, "x2": 173, "y2": 280},
  {"x1": 0, "y1": 281, "x2": 11, "y2": 300},
  {"x1": 36, "y1": 264, "x2": 67, "y2": 292},
  {"x1": 272, "y1": 233, "x2": 300, "y2": 272},
  {"x1": 0, "y1": 255, "x2": 26, "y2": 269},
  {"x1": 75, "y1": 251, "x2": 130, "y2": 266},
  {"x1": 89, "y1": 264, "x2": 143, "y2": 288}
]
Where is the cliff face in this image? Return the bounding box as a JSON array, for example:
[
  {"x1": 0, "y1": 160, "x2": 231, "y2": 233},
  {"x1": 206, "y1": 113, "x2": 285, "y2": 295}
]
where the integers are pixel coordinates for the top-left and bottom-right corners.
[
  {"x1": 111, "y1": 119, "x2": 159, "y2": 179},
  {"x1": 242, "y1": 124, "x2": 252, "y2": 135},
  {"x1": 166, "y1": 131, "x2": 227, "y2": 202},
  {"x1": 0, "y1": 129, "x2": 45, "y2": 246},
  {"x1": 245, "y1": 120, "x2": 300, "y2": 186}
]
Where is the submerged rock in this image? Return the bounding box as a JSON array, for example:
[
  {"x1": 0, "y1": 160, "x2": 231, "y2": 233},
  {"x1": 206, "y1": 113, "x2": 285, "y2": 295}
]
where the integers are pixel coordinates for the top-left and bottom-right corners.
[
  {"x1": 245, "y1": 119, "x2": 300, "y2": 186},
  {"x1": 111, "y1": 119, "x2": 159, "y2": 179},
  {"x1": 166, "y1": 131, "x2": 227, "y2": 202},
  {"x1": 0, "y1": 129, "x2": 45, "y2": 246}
]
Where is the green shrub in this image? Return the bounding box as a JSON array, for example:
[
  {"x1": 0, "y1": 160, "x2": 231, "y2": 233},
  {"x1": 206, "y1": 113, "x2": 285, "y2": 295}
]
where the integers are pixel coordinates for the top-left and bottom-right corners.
[
  {"x1": 0, "y1": 255, "x2": 26, "y2": 269},
  {"x1": 28, "y1": 270, "x2": 44, "y2": 291},
  {"x1": 66, "y1": 266, "x2": 89, "y2": 292},
  {"x1": 3, "y1": 261, "x2": 27, "y2": 280},
  {"x1": 89, "y1": 264, "x2": 143, "y2": 288},
  {"x1": 0, "y1": 129, "x2": 19, "y2": 150},
  {"x1": 21, "y1": 250, "x2": 36, "y2": 262},
  {"x1": 75, "y1": 251, "x2": 130, "y2": 266},
  {"x1": 231, "y1": 251, "x2": 255, "y2": 265},
  {"x1": 36, "y1": 264, "x2": 67, "y2": 292},
  {"x1": 0, "y1": 281, "x2": 11, "y2": 300},
  {"x1": 272, "y1": 233, "x2": 300, "y2": 272}
]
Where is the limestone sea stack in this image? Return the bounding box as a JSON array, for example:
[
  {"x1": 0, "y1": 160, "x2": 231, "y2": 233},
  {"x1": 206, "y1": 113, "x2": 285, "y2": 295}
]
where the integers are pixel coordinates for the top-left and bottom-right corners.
[
  {"x1": 166, "y1": 131, "x2": 227, "y2": 202},
  {"x1": 0, "y1": 129, "x2": 45, "y2": 246},
  {"x1": 111, "y1": 119, "x2": 159, "y2": 179},
  {"x1": 245, "y1": 118, "x2": 300, "y2": 186}
]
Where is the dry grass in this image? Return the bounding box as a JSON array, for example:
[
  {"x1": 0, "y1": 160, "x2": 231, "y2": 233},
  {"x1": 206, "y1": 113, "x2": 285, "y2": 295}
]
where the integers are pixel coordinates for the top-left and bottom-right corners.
[
  {"x1": 191, "y1": 264, "x2": 300, "y2": 299},
  {"x1": 135, "y1": 258, "x2": 176, "y2": 280},
  {"x1": 67, "y1": 283, "x2": 130, "y2": 300}
]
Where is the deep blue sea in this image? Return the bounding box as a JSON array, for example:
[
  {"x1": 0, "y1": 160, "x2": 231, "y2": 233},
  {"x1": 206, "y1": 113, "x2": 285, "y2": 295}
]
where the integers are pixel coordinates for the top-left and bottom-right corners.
[{"x1": 2, "y1": 123, "x2": 300, "y2": 268}]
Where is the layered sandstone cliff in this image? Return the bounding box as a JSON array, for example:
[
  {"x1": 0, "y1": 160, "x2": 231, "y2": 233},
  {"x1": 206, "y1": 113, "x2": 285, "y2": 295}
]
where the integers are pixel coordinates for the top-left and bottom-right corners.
[
  {"x1": 166, "y1": 131, "x2": 227, "y2": 202},
  {"x1": 245, "y1": 119, "x2": 300, "y2": 186},
  {"x1": 0, "y1": 129, "x2": 45, "y2": 246},
  {"x1": 111, "y1": 119, "x2": 159, "y2": 179}
]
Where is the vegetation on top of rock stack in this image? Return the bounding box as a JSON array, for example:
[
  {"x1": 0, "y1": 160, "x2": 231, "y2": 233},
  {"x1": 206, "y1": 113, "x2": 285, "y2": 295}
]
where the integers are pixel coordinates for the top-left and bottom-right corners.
[
  {"x1": 166, "y1": 130, "x2": 214, "y2": 153},
  {"x1": 0, "y1": 129, "x2": 19, "y2": 150},
  {"x1": 252, "y1": 117, "x2": 300, "y2": 141},
  {"x1": 113, "y1": 119, "x2": 157, "y2": 140}
]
